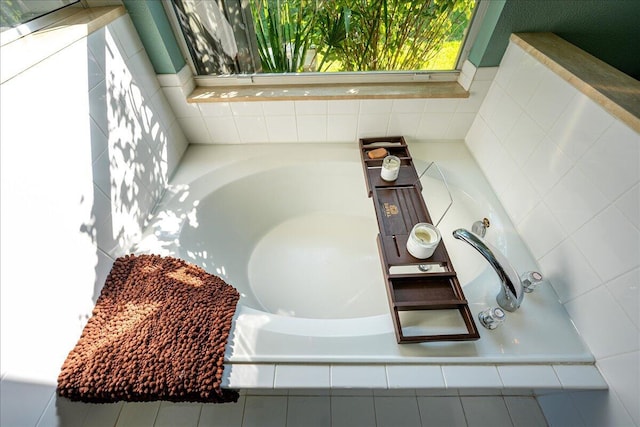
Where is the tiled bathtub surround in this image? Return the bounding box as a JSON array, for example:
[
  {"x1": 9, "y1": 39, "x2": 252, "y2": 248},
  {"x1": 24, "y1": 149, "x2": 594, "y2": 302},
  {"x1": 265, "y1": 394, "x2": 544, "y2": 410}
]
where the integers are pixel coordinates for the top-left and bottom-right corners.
[
  {"x1": 466, "y1": 35, "x2": 639, "y2": 425},
  {"x1": 0, "y1": 7, "x2": 187, "y2": 424},
  {"x1": 160, "y1": 64, "x2": 496, "y2": 144}
]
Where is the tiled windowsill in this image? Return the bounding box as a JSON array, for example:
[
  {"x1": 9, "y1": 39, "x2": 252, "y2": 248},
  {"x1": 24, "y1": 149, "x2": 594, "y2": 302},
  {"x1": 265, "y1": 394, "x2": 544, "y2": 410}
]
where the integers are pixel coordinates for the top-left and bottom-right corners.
[
  {"x1": 512, "y1": 32, "x2": 640, "y2": 133},
  {"x1": 188, "y1": 81, "x2": 470, "y2": 103},
  {"x1": 0, "y1": 6, "x2": 125, "y2": 84}
]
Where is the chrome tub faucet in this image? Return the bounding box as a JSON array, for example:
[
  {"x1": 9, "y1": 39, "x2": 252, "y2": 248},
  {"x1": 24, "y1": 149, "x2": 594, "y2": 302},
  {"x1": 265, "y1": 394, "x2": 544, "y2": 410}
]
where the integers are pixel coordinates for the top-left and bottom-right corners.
[{"x1": 453, "y1": 228, "x2": 541, "y2": 312}]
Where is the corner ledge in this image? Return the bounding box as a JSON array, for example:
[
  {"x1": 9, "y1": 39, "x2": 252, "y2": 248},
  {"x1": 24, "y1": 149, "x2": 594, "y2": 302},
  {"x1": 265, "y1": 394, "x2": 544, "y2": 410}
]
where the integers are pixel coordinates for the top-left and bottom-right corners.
[{"x1": 511, "y1": 32, "x2": 640, "y2": 133}]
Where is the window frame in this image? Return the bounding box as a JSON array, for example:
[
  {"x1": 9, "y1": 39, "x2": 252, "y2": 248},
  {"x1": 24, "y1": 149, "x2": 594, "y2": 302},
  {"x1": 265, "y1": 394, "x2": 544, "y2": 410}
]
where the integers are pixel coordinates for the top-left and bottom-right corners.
[{"x1": 163, "y1": 0, "x2": 488, "y2": 87}]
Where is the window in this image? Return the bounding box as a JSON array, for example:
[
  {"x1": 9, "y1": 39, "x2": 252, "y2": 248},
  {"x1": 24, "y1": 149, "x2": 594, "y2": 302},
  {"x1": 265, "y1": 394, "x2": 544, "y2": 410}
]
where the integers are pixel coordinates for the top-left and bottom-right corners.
[
  {"x1": 1, "y1": 0, "x2": 82, "y2": 46},
  {"x1": 168, "y1": 0, "x2": 482, "y2": 84}
]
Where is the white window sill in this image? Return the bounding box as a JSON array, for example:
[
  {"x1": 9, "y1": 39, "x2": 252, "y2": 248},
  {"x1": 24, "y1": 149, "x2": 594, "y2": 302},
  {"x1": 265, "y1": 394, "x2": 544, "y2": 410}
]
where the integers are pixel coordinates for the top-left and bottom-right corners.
[{"x1": 188, "y1": 81, "x2": 469, "y2": 103}]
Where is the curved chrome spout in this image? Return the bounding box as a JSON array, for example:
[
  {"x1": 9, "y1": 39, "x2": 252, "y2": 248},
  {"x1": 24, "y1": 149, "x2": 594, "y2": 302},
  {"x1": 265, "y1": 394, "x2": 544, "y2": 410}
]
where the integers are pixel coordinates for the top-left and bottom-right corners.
[{"x1": 452, "y1": 228, "x2": 524, "y2": 312}]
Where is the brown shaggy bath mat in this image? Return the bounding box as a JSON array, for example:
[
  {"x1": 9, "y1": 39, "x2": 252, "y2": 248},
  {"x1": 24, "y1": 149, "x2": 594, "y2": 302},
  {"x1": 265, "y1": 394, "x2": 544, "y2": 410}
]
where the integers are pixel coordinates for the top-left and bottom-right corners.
[{"x1": 57, "y1": 254, "x2": 240, "y2": 403}]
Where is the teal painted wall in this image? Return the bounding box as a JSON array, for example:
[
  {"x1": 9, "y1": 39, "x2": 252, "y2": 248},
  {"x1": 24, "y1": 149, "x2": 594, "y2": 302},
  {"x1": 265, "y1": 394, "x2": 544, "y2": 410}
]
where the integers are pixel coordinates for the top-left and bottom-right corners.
[
  {"x1": 470, "y1": 0, "x2": 640, "y2": 80},
  {"x1": 122, "y1": 1, "x2": 185, "y2": 74}
]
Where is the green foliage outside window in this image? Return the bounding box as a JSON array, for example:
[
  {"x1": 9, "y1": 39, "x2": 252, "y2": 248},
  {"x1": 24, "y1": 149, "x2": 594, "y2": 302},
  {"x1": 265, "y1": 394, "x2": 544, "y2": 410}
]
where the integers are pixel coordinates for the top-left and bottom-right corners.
[{"x1": 250, "y1": 0, "x2": 476, "y2": 73}]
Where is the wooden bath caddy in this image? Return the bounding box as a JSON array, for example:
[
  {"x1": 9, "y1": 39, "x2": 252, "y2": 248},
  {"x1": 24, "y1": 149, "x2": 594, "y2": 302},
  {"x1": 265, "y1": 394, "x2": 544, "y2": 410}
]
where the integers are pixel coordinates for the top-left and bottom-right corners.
[{"x1": 360, "y1": 136, "x2": 480, "y2": 343}]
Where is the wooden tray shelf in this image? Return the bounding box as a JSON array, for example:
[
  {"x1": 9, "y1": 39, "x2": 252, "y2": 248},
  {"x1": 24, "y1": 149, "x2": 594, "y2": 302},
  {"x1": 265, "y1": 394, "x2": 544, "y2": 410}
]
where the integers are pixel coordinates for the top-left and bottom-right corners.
[{"x1": 360, "y1": 136, "x2": 480, "y2": 343}]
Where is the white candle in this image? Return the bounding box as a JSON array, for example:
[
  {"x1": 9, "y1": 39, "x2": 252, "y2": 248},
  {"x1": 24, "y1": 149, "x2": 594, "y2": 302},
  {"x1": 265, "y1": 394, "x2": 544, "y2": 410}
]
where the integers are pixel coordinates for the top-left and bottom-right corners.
[
  {"x1": 406, "y1": 223, "x2": 441, "y2": 259},
  {"x1": 380, "y1": 155, "x2": 400, "y2": 181}
]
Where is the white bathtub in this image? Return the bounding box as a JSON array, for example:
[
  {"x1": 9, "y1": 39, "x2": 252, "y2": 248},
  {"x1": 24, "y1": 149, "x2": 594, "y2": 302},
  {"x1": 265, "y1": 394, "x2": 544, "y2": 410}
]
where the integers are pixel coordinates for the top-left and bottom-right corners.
[{"x1": 135, "y1": 141, "x2": 593, "y2": 365}]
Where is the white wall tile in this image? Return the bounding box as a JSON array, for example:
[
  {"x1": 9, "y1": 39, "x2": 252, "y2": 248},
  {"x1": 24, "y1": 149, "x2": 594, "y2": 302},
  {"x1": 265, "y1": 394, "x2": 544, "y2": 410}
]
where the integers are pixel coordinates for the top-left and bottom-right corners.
[
  {"x1": 275, "y1": 365, "x2": 330, "y2": 389},
  {"x1": 425, "y1": 98, "x2": 460, "y2": 113},
  {"x1": 523, "y1": 136, "x2": 573, "y2": 197},
  {"x1": 263, "y1": 100, "x2": 294, "y2": 115},
  {"x1": 296, "y1": 115, "x2": 327, "y2": 142},
  {"x1": 150, "y1": 90, "x2": 177, "y2": 135},
  {"x1": 487, "y1": 88, "x2": 523, "y2": 141},
  {"x1": 222, "y1": 364, "x2": 275, "y2": 388},
  {"x1": 327, "y1": 99, "x2": 360, "y2": 115},
  {"x1": 616, "y1": 184, "x2": 640, "y2": 229},
  {"x1": 503, "y1": 112, "x2": 545, "y2": 167},
  {"x1": 505, "y1": 54, "x2": 546, "y2": 109},
  {"x1": 87, "y1": 27, "x2": 107, "y2": 74},
  {"x1": 517, "y1": 203, "x2": 567, "y2": 259},
  {"x1": 89, "y1": 79, "x2": 109, "y2": 135},
  {"x1": 266, "y1": 115, "x2": 298, "y2": 142},
  {"x1": 360, "y1": 99, "x2": 393, "y2": 114},
  {"x1": 474, "y1": 66, "x2": 499, "y2": 81},
  {"x1": 90, "y1": 115, "x2": 109, "y2": 163},
  {"x1": 457, "y1": 80, "x2": 492, "y2": 113},
  {"x1": 572, "y1": 206, "x2": 640, "y2": 283},
  {"x1": 178, "y1": 116, "x2": 213, "y2": 144},
  {"x1": 416, "y1": 113, "x2": 454, "y2": 139},
  {"x1": 386, "y1": 365, "x2": 445, "y2": 389},
  {"x1": 578, "y1": 120, "x2": 640, "y2": 203},
  {"x1": 544, "y1": 166, "x2": 609, "y2": 235},
  {"x1": 295, "y1": 100, "x2": 328, "y2": 115},
  {"x1": 442, "y1": 366, "x2": 502, "y2": 389},
  {"x1": 331, "y1": 365, "x2": 387, "y2": 388},
  {"x1": 552, "y1": 365, "x2": 608, "y2": 390},
  {"x1": 565, "y1": 286, "x2": 639, "y2": 359},
  {"x1": 570, "y1": 390, "x2": 636, "y2": 427},
  {"x1": 446, "y1": 112, "x2": 477, "y2": 139},
  {"x1": 494, "y1": 42, "x2": 525, "y2": 89},
  {"x1": 498, "y1": 365, "x2": 561, "y2": 389},
  {"x1": 235, "y1": 115, "x2": 269, "y2": 143},
  {"x1": 392, "y1": 98, "x2": 427, "y2": 113},
  {"x1": 464, "y1": 115, "x2": 490, "y2": 158},
  {"x1": 525, "y1": 68, "x2": 577, "y2": 131},
  {"x1": 479, "y1": 137, "x2": 519, "y2": 196},
  {"x1": 1, "y1": 14, "x2": 183, "y2": 424},
  {"x1": 127, "y1": 50, "x2": 161, "y2": 101},
  {"x1": 109, "y1": 15, "x2": 144, "y2": 59},
  {"x1": 327, "y1": 115, "x2": 358, "y2": 142},
  {"x1": 204, "y1": 116, "x2": 240, "y2": 144},
  {"x1": 458, "y1": 60, "x2": 476, "y2": 90},
  {"x1": 606, "y1": 268, "x2": 639, "y2": 328},
  {"x1": 548, "y1": 93, "x2": 614, "y2": 163},
  {"x1": 87, "y1": 48, "x2": 105, "y2": 91},
  {"x1": 230, "y1": 101, "x2": 264, "y2": 116},
  {"x1": 162, "y1": 87, "x2": 201, "y2": 118},
  {"x1": 471, "y1": 40, "x2": 640, "y2": 427},
  {"x1": 198, "y1": 101, "x2": 233, "y2": 117},
  {"x1": 387, "y1": 113, "x2": 420, "y2": 138},
  {"x1": 539, "y1": 238, "x2": 601, "y2": 303},
  {"x1": 478, "y1": 81, "x2": 504, "y2": 121},
  {"x1": 358, "y1": 114, "x2": 390, "y2": 138},
  {"x1": 597, "y1": 352, "x2": 640, "y2": 425}
]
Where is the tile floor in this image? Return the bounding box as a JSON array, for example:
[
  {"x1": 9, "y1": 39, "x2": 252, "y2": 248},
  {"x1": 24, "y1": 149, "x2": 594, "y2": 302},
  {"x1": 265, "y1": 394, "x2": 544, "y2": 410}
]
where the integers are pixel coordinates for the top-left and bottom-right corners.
[{"x1": 40, "y1": 392, "x2": 548, "y2": 426}]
